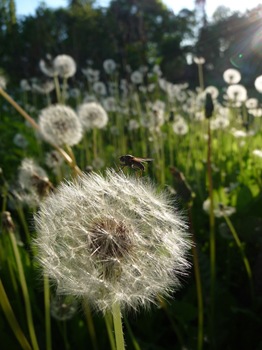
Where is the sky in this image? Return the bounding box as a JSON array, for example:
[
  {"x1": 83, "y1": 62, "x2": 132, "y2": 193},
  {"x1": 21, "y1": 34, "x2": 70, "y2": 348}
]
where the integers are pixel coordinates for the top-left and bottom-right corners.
[{"x1": 15, "y1": 0, "x2": 262, "y2": 18}]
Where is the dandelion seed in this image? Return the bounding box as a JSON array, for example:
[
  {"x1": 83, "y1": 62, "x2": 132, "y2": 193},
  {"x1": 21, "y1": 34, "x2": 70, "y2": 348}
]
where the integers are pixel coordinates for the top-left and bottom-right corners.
[
  {"x1": 34, "y1": 170, "x2": 191, "y2": 313},
  {"x1": 223, "y1": 68, "x2": 241, "y2": 84},
  {"x1": 78, "y1": 102, "x2": 108, "y2": 130},
  {"x1": 39, "y1": 104, "x2": 83, "y2": 147}
]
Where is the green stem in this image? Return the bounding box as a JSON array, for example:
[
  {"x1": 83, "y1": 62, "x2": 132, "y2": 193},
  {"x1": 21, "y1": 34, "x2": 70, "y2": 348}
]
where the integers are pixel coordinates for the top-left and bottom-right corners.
[
  {"x1": 9, "y1": 231, "x2": 39, "y2": 350},
  {"x1": 188, "y1": 204, "x2": 204, "y2": 350},
  {"x1": 198, "y1": 64, "x2": 205, "y2": 91},
  {"x1": 104, "y1": 311, "x2": 116, "y2": 350},
  {"x1": 0, "y1": 279, "x2": 32, "y2": 350},
  {"x1": 123, "y1": 316, "x2": 141, "y2": 350},
  {"x1": 222, "y1": 214, "x2": 254, "y2": 300},
  {"x1": 207, "y1": 120, "x2": 216, "y2": 348},
  {"x1": 112, "y1": 303, "x2": 125, "y2": 350},
  {"x1": 54, "y1": 75, "x2": 61, "y2": 103},
  {"x1": 44, "y1": 274, "x2": 52, "y2": 350},
  {"x1": 83, "y1": 300, "x2": 99, "y2": 350}
]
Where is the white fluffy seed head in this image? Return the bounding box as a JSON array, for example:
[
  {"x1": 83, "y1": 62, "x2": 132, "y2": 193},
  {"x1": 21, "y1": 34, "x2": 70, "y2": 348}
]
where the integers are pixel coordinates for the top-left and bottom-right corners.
[
  {"x1": 53, "y1": 55, "x2": 77, "y2": 78},
  {"x1": 78, "y1": 102, "x2": 108, "y2": 130},
  {"x1": 18, "y1": 158, "x2": 48, "y2": 190},
  {"x1": 39, "y1": 104, "x2": 83, "y2": 147},
  {"x1": 34, "y1": 170, "x2": 191, "y2": 313}
]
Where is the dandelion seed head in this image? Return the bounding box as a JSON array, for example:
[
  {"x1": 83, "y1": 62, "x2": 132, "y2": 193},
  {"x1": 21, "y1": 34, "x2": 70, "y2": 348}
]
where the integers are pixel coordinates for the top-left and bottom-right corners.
[
  {"x1": 131, "y1": 71, "x2": 143, "y2": 85},
  {"x1": 193, "y1": 57, "x2": 205, "y2": 65},
  {"x1": 53, "y1": 55, "x2": 77, "y2": 78},
  {"x1": 226, "y1": 84, "x2": 247, "y2": 102},
  {"x1": 34, "y1": 170, "x2": 191, "y2": 313},
  {"x1": 0, "y1": 76, "x2": 7, "y2": 89},
  {"x1": 39, "y1": 104, "x2": 83, "y2": 147},
  {"x1": 45, "y1": 150, "x2": 64, "y2": 170},
  {"x1": 103, "y1": 59, "x2": 116, "y2": 74},
  {"x1": 254, "y1": 75, "x2": 262, "y2": 93},
  {"x1": 78, "y1": 102, "x2": 108, "y2": 130},
  {"x1": 93, "y1": 81, "x2": 107, "y2": 96},
  {"x1": 50, "y1": 295, "x2": 78, "y2": 321},
  {"x1": 223, "y1": 68, "x2": 241, "y2": 84},
  {"x1": 13, "y1": 133, "x2": 28, "y2": 149},
  {"x1": 173, "y1": 119, "x2": 189, "y2": 135}
]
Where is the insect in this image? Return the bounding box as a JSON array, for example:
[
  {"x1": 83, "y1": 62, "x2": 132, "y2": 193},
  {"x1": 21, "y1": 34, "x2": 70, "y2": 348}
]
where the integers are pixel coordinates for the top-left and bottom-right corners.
[{"x1": 119, "y1": 155, "x2": 153, "y2": 171}]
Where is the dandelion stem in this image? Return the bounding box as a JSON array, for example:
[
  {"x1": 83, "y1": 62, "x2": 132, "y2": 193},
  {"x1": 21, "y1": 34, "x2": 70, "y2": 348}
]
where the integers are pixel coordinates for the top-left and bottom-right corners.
[
  {"x1": 43, "y1": 274, "x2": 52, "y2": 350},
  {"x1": 54, "y1": 75, "x2": 61, "y2": 103},
  {"x1": 9, "y1": 231, "x2": 40, "y2": 350},
  {"x1": 112, "y1": 303, "x2": 125, "y2": 350},
  {"x1": 83, "y1": 300, "x2": 99, "y2": 350},
  {"x1": 222, "y1": 214, "x2": 254, "y2": 300},
  {"x1": 207, "y1": 119, "x2": 216, "y2": 348},
  {"x1": 123, "y1": 316, "x2": 141, "y2": 350},
  {"x1": 198, "y1": 64, "x2": 205, "y2": 91},
  {"x1": 188, "y1": 204, "x2": 204, "y2": 350},
  {"x1": 0, "y1": 279, "x2": 33, "y2": 350},
  {"x1": 104, "y1": 311, "x2": 116, "y2": 350}
]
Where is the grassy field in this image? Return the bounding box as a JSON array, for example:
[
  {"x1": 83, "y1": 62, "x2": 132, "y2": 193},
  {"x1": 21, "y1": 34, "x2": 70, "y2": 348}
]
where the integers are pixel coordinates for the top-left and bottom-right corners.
[{"x1": 0, "y1": 57, "x2": 261, "y2": 350}]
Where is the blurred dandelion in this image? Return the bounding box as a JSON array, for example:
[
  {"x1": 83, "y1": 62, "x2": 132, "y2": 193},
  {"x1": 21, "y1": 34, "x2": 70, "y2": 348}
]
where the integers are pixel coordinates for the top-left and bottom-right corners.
[
  {"x1": 173, "y1": 118, "x2": 189, "y2": 135},
  {"x1": 130, "y1": 71, "x2": 143, "y2": 85},
  {"x1": 78, "y1": 102, "x2": 108, "y2": 130},
  {"x1": 0, "y1": 75, "x2": 7, "y2": 89},
  {"x1": 226, "y1": 84, "x2": 247, "y2": 102},
  {"x1": 50, "y1": 295, "x2": 78, "y2": 321},
  {"x1": 53, "y1": 55, "x2": 77, "y2": 79},
  {"x1": 223, "y1": 68, "x2": 241, "y2": 84},
  {"x1": 254, "y1": 75, "x2": 262, "y2": 93},
  {"x1": 203, "y1": 198, "x2": 236, "y2": 218},
  {"x1": 39, "y1": 104, "x2": 83, "y2": 147},
  {"x1": 103, "y1": 59, "x2": 117, "y2": 74}
]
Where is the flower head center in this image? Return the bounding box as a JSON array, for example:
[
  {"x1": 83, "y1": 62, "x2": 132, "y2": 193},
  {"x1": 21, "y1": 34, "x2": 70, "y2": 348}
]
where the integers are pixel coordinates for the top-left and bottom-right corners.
[{"x1": 89, "y1": 218, "x2": 134, "y2": 260}]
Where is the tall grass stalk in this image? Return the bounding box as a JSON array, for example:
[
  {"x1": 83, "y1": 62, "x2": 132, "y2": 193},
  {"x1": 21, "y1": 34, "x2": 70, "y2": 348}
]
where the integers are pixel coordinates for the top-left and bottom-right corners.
[
  {"x1": 188, "y1": 204, "x2": 204, "y2": 350},
  {"x1": 83, "y1": 300, "x2": 99, "y2": 350},
  {"x1": 222, "y1": 213, "x2": 254, "y2": 300},
  {"x1": 123, "y1": 316, "x2": 141, "y2": 350},
  {"x1": 0, "y1": 279, "x2": 33, "y2": 350},
  {"x1": 8, "y1": 230, "x2": 39, "y2": 350},
  {"x1": 104, "y1": 311, "x2": 117, "y2": 350},
  {"x1": 43, "y1": 274, "x2": 52, "y2": 350}
]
